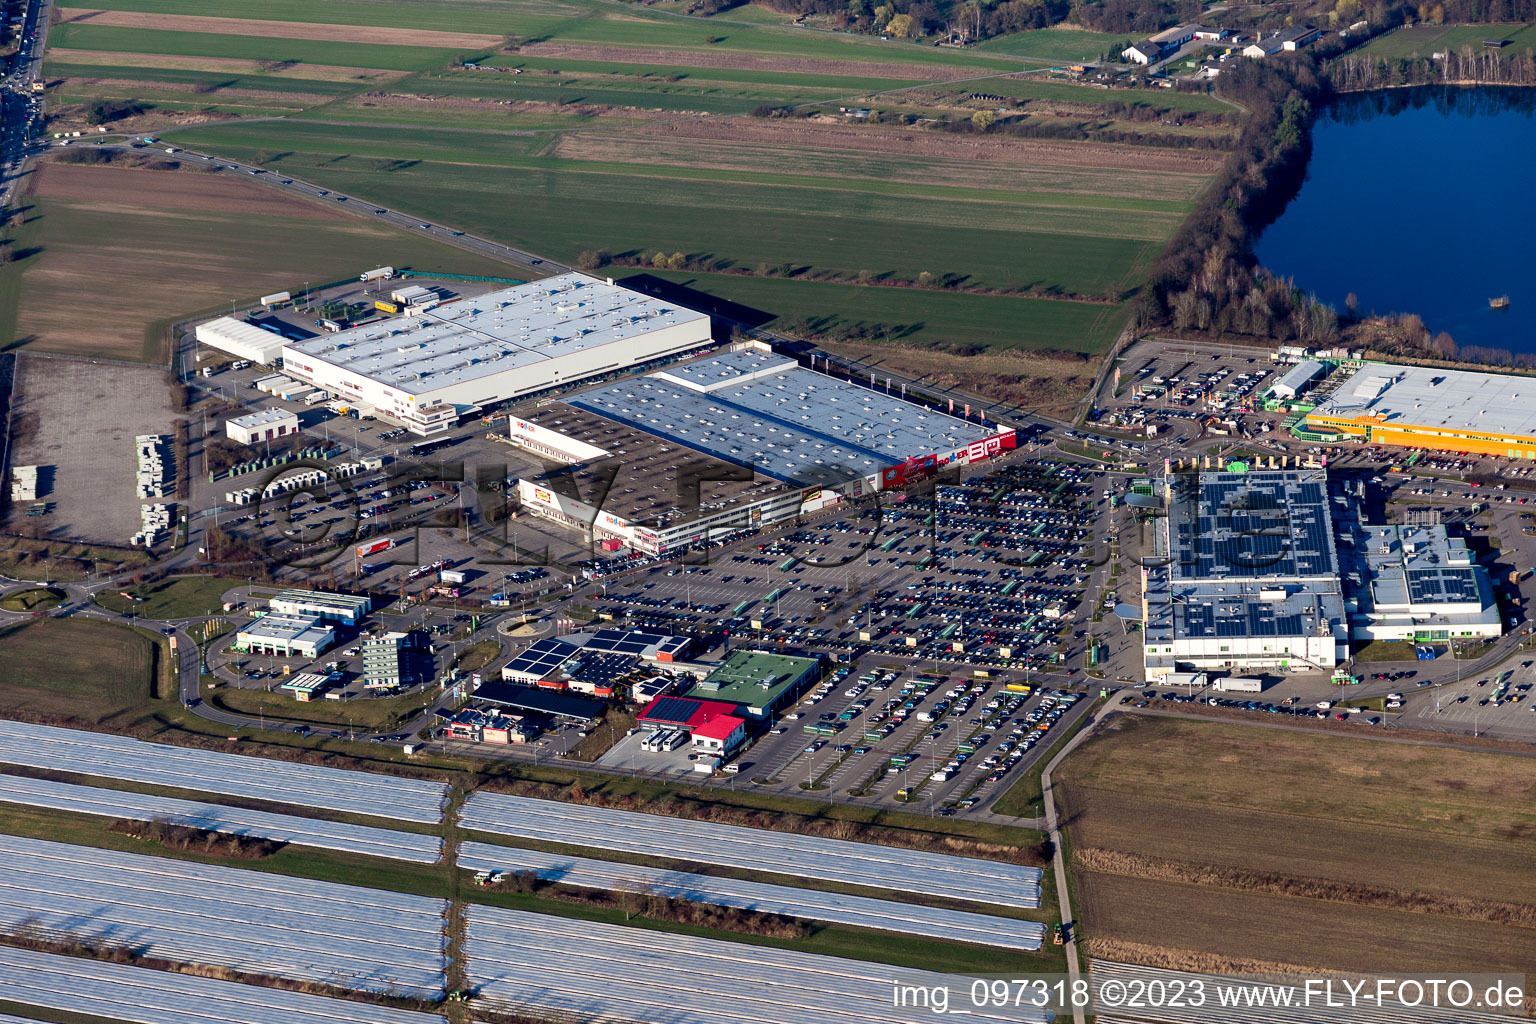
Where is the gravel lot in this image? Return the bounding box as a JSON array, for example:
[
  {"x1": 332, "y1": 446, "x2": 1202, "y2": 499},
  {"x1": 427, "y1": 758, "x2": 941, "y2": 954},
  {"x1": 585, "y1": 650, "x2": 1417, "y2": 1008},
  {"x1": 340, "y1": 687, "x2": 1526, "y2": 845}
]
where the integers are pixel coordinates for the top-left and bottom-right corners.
[{"x1": 7, "y1": 356, "x2": 174, "y2": 544}]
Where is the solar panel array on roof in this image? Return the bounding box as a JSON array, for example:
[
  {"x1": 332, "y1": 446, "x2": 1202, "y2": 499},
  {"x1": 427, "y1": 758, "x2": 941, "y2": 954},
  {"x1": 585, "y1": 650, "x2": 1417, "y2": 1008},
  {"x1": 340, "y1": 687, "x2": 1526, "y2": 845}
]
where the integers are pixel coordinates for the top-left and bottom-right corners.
[
  {"x1": 1406, "y1": 566, "x2": 1481, "y2": 604},
  {"x1": 471, "y1": 682, "x2": 605, "y2": 721},
  {"x1": 1170, "y1": 585, "x2": 1332, "y2": 640},
  {"x1": 565, "y1": 652, "x2": 634, "y2": 688},
  {"x1": 568, "y1": 354, "x2": 996, "y2": 485},
  {"x1": 655, "y1": 635, "x2": 692, "y2": 658},
  {"x1": 1170, "y1": 471, "x2": 1338, "y2": 581},
  {"x1": 643, "y1": 696, "x2": 703, "y2": 726},
  {"x1": 500, "y1": 638, "x2": 577, "y2": 679},
  {"x1": 582, "y1": 628, "x2": 664, "y2": 655}
]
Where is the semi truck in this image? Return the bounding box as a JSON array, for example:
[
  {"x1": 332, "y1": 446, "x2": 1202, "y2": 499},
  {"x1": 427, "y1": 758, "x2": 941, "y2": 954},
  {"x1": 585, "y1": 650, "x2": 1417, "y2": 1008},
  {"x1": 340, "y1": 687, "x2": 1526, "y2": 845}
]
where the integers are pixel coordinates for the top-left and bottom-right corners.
[{"x1": 359, "y1": 267, "x2": 395, "y2": 282}]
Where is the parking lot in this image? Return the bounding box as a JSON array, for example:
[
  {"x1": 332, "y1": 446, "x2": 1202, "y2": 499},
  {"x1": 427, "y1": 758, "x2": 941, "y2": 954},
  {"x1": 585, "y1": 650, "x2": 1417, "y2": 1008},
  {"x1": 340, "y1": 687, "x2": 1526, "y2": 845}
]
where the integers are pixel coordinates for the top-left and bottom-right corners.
[
  {"x1": 1092, "y1": 339, "x2": 1283, "y2": 449},
  {"x1": 590, "y1": 458, "x2": 1105, "y2": 677},
  {"x1": 1402, "y1": 665, "x2": 1536, "y2": 741},
  {"x1": 744, "y1": 662, "x2": 1092, "y2": 813}
]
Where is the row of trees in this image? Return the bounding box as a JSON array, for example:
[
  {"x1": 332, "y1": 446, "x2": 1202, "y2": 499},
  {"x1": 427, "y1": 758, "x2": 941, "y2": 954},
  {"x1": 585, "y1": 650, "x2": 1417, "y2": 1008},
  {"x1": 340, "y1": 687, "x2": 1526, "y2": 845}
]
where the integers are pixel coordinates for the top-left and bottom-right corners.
[
  {"x1": 1333, "y1": 46, "x2": 1536, "y2": 89},
  {"x1": 1136, "y1": 57, "x2": 1344, "y2": 345}
]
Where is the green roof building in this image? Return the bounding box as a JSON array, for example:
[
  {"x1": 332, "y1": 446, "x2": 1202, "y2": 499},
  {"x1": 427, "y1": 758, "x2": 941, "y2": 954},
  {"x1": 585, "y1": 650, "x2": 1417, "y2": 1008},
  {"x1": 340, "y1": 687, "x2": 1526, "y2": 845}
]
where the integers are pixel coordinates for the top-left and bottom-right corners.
[{"x1": 692, "y1": 649, "x2": 820, "y2": 718}]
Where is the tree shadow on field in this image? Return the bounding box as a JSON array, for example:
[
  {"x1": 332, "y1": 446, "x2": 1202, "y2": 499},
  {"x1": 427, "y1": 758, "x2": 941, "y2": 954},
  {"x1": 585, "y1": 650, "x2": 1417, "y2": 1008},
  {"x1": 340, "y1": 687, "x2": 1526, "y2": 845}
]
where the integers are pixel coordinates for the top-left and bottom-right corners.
[{"x1": 613, "y1": 272, "x2": 773, "y2": 339}]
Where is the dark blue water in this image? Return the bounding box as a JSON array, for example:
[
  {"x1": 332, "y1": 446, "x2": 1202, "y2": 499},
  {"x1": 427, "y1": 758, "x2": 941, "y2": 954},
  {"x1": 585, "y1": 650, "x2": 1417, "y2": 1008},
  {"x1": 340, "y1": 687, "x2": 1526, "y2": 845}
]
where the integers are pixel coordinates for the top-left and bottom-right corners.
[{"x1": 1255, "y1": 87, "x2": 1536, "y2": 355}]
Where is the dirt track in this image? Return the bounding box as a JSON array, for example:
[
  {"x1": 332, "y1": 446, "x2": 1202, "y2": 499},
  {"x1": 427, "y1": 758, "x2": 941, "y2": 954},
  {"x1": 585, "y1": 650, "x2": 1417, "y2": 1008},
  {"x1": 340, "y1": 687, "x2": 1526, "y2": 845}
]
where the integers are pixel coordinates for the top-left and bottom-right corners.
[{"x1": 56, "y1": 8, "x2": 502, "y2": 48}]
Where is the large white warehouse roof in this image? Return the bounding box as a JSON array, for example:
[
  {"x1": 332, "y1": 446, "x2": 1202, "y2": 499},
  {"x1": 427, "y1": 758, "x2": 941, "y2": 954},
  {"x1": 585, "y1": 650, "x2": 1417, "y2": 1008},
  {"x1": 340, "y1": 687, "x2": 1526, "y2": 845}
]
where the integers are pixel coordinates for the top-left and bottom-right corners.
[
  {"x1": 195, "y1": 316, "x2": 284, "y2": 364},
  {"x1": 284, "y1": 274, "x2": 708, "y2": 398}
]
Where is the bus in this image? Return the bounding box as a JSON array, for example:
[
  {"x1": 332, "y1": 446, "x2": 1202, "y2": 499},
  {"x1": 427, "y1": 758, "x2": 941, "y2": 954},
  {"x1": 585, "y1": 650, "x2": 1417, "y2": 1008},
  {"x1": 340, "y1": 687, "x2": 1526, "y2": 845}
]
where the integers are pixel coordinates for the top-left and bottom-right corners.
[
  {"x1": 408, "y1": 436, "x2": 454, "y2": 459},
  {"x1": 889, "y1": 753, "x2": 915, "y2": 767},
  {"x1": 803, "y1": 722, "x2": 840, "y2": 736}
]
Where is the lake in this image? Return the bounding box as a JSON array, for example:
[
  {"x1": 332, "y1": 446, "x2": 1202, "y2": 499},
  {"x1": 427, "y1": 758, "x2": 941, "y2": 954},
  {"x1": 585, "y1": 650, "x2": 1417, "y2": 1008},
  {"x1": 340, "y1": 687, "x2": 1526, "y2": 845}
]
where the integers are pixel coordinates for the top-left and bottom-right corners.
[{"x1": 1255, "y1": 86, "x2": 1536, "y2": 356}]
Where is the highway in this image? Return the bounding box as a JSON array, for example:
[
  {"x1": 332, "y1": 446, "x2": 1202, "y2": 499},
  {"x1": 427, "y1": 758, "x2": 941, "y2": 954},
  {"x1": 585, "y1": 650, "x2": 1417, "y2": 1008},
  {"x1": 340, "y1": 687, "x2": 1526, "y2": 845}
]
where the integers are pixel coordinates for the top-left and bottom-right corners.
[{"x1": 0, "y1": 0, "x2": 48, "y2": 208}]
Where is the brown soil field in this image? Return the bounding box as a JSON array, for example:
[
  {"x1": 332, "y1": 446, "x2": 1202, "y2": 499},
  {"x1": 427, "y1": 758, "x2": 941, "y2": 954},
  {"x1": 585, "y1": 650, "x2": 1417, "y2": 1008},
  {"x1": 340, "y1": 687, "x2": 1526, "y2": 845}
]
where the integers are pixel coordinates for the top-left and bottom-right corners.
[
  {"x1": 1064, "y1": 716, "x2": 1536, "y2": 843},
  {"x1": 1062, "y1": 785, "x2": 1536, "y2": 909},
  {"x1": 551, "y1": 131, "x2": 1210, "y2": 201},
  {"x1": 46, "y1": 49, "x2": 412, "y2": 82},
  {"x1": 1062, "y1": 716, "x2": 1536, "y2": 977},
  {"x1": 46, "y1": 106, "x2": 238, "y2": 136},
  {"x1": 56, "y1": 77, "x2": 334, "y2": 105},
  {"x1": 29, "y1": 160, "x2": 354, "y2": 222},
  {"x1": 13, "y1": 163, "x2": 510, "y2": 361},
  {"x1": 520, "y1": 42, "x2": 983, "y2": 81},
  {"x1": 630, "y1": 117, "x2": 1224, "y2": 175},
  {"x1": 56, "y1": 9, "x2": 502, "y2": 48},
  {"x1": 350, "y1": 91, "x2": 689, "y2": 122},
  {"x1": 1079, "y1": 872, "x2": 1536, "y2": 977},
  {"x1": 822, "y1": 343, "x2": 1098, "y2": 419}
]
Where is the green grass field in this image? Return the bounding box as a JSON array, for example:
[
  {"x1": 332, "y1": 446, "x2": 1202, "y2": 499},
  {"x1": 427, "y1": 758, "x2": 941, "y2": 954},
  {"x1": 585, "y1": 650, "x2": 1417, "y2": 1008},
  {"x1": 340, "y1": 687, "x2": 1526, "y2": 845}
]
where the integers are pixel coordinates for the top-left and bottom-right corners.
[
  {"x1": 31, "y1": 0, "x2": 1226, "y2": 373},
  {"x1": 1359, "y1": 23, "x2": 1536, "y2": 59},
  {"x1": 0, "y1": 587, "x2": 67, "y2": 612},
  {"x1": 0, "y1": 618, "x2": 159, "y2": 722},
  {"x1": 47, "y1": 25, "x2": 478, "y2": 72},
  {"x1": 93, "y1": 576, "x2": 232, "y2": 618},
  {"x1": 616, "y1": 269, "x2": 1129, "y2": 353},
  {"x1": 977, "y1": 26, "x2": 1131, "y2": 62},
  {"x1": 206, "y1": 683, "x2": 438, "y2": 732}
]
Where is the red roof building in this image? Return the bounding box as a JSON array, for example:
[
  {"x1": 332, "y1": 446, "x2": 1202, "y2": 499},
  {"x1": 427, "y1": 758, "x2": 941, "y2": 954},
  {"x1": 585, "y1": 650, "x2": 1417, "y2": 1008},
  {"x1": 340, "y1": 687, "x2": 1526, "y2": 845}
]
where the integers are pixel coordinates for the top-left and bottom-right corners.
[
  {"x1": 689, "y1": 714, "x2": 746, "y2": 754},
  {"x1": 637, "y1": 696, "x2": 738, "y2": 730},
  {"x1": 637, "y1": 696, "x2": 746, "y2": 755}
]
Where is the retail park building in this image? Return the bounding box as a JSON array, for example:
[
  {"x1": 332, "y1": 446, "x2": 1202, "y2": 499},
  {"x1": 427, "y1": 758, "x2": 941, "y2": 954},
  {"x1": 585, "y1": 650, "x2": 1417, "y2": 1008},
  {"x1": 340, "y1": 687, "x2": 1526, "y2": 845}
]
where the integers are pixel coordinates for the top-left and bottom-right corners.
[
  {"x1": 1305, "y1": 362, "x2": 1536, "y2": 457},
  {"x1": 278, "y1": 274, "x2": 713, "y2": 436},
  {"x1": 1141, "y1": 467, "x2": 1501, "y2": 682},
  {"x1": 507, "y1": 348, "x2": 1018, "y2": 555}
]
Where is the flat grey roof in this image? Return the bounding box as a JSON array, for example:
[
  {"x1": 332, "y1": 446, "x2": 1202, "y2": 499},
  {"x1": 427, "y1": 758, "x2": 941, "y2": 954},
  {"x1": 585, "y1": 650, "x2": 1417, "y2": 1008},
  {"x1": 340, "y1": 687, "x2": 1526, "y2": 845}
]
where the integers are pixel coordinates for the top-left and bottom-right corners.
[
  {"x1": 568, "y1": 353, "x2": 997, "y2": 485},
  {"x1": 518, "y1": 403, "x2": 784, "y2": 525},
  {"x1": 1337, "y1": 522, "x2": 1491, "y2": 613},
  {"x1": 1272, "y1": 359, "x2": 1324, "y2": 393},
  {"x1": 286, "y1": 273, "x2": 708, "y2": 397},
  {"x1": 652, "y1": 349, "x2": 795, "y2": 393},
  {"x1": 271, "y1": 589, "x2": 370, "y2": 610},
  {"x1": 229, "y1": 408, "x2": 297, "y2": 428},
  {"x1": 238, "y1": 614, "x2": 333, "y2": 645},
  {"x1": 1309, "y1": 362, "x2": 1536, "y2": 439}
]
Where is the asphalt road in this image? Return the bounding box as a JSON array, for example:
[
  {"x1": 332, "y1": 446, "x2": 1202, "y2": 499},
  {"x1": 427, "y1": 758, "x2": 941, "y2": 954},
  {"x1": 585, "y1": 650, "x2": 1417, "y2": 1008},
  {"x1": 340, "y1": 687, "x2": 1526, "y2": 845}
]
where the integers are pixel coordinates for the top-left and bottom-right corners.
[{"x1": 0, "y1": 0, "x2": 51, "y2": 207}]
